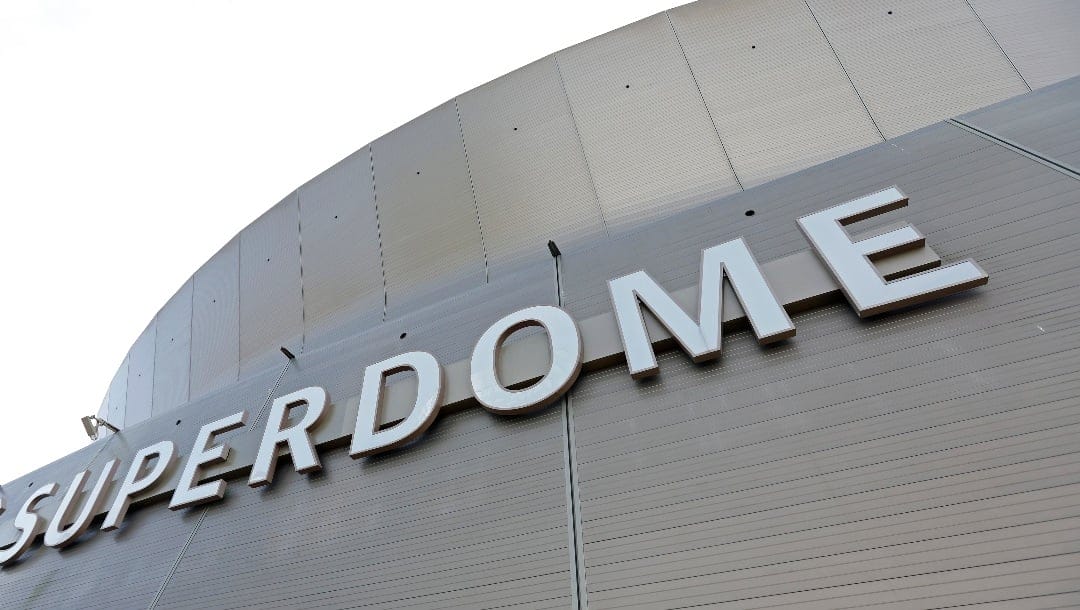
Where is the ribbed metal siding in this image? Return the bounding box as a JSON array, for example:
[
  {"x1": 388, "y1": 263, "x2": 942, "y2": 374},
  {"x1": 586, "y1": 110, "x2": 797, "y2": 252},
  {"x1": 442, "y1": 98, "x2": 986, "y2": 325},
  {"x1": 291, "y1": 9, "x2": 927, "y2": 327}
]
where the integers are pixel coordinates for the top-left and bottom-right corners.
[
  {"x1": 298, "y1": 148, "x2": 384, "y2": 350},
  {"x1": 561, "y1": 118, "x2": 1080, "y2": 607},
  {"x1": 555, "y1": 13, "x2": 742, "y2": 229},
  {"x1": 189, "y1": 237, "x2": 240, "y2": 400},
  {"x1": 152, "y1": 278, "x2": 192, "y2": 416},
  {"x1": 0, "y1": 498, "x2": 203, "y2": 609},
  {"x1": 457, "y1": 57, "x2": 605, "y2": 279},
  {"x1": 970, "y1": 0, "x2": 1080, "y2": 89},
  {"x1": 124, "y1": 320, "x2": 156, "y2": 426},
  {"x1": 668, "y1": 0, "x2": 883, "y2": 188},
  {"x1": 808, "y1": 0, "x2": 1029, "y2": 138},
  {"x1": 961, "y1": 77, "x2": 1080, "y2": 170},
  {"x1": 238, "y1": 192, "x2": 304, "y2": 376},
  {"x1": 372, "y1": 102, "x2": 486, "y2": 316},
  {"x1": 156, "y1": 407, "x2": 572, "y2": 609}
]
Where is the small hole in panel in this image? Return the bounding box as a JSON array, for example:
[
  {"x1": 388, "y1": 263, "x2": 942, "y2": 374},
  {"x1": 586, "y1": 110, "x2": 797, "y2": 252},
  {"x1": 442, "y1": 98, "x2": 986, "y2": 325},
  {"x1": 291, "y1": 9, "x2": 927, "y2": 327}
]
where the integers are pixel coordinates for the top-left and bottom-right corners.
[
  {"x1": 887, "y1": 10, "x2": 893, "y2": 14},
  {"x1": 333, "y1": 215, "x2": 338, "y2": 219},
  {"x1": 745, "y1": 210, "x2": 755, "y2": 217},
  {"x1": 176, "y1": 420, "x2": 182, "y2": 425},
  {"x1": 513, "y1": 127, "x2": 518, "y2": 131},
  {"x1": 266, "y1": 258, "x2": 271, "y2": 262},
  {"x1": 400, "y1": 332, "x2": 407, "y2": 339},
  {"x1": 416, "y1": 170, "x2": 421, "y2": 175},
  {"x1": 625, "y1": 84, "x2": 630, "y2": 89},
  {"x1": 751, "y1": 45, "x2": 756, "y2": 49},
  {"x1": 28, "y1": 481, "x2": 33, "y2": 487}
]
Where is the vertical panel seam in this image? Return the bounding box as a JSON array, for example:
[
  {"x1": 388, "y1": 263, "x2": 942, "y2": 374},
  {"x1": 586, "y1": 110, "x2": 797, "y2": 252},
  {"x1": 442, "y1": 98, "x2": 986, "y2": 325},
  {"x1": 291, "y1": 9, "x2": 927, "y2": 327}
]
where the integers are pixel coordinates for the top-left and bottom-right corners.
[
  {"x1": 235, "y1": 236, "x2": 242, "y2": 384},
  {"x1": 118, "y1": 355, "x2": 129, "y2": 429},
  {"x1": 453, "y1": 97, "x2": 491, "y2": 283},
  {"x1": 295, "y1": 190, "x2": 307, "y2": 353},
  {"x1": 369, "y1": 145, "x2": 389, "y2": 322},
  {"x1": 185, "y1": 277, "x2": 194, "y2": 409},
  {"x1": 804, "y1": 1, "x2": 888, "y2": 142},
  {"x1": 965, "y1": 0, "x2": 1032, "y2": 92},
  {"x1": 144, "y1": 318, "x2": 158, "y2": 425},
  {"x1": 554, "y1": 253, "x2": 587, "y2": 608},
  {"x1": 665, "y1": 10, "x2": 744, "y2": 192},
  {"x1": 552, "y1": 54, "x2": 610, "y2": 238},
  {"x1": 146, "y1": 505, "x2": 210, "y2": 610},
  {"x1": 250, "y1": 358, "x2": 291, "y2": 428}
]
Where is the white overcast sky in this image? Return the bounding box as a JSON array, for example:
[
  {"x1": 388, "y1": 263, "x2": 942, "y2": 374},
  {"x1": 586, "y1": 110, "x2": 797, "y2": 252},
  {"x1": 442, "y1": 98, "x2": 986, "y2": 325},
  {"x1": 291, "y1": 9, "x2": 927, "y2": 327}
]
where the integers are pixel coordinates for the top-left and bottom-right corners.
[{"x1": 0, "y1": 0, "x2": 677, "y2": 484}]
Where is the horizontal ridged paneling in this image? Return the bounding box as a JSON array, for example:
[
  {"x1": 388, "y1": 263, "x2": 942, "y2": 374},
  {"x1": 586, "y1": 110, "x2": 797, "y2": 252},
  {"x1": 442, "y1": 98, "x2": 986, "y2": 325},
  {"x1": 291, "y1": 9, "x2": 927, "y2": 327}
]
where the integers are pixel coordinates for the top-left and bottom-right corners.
[
  {"x1": 152, "y1": 278, "x2": 192, "y2": 416},
  {"x1": 563, "y1": 114, "x2": 1080, "y2": 607},
  {"x1": 970, "y1": 0, "x2": 1080, "y2": 89},
  {"x1": 373, "y1": 102, "x2": 486, "y2": 316},
  {"x1": 298, "y1": 148, "x2": 384, "y2": 350},
  {"x1": 555, "y1": 13, "x2": 742, "y2": 229},
  {"x1": 961, "y1": 76, "x2": 1080, "y2": 170},
  {"x1": 808, "y1": 0, "x2": 1029, "y2": 138},
  {"x1": 189, "y1": 237, "x2": 240, "y2": 400},
  {"x1": 156, "y1": 407, "x2": 571, "y2": 609},
  {"x1": 457, "y1": 57, "x2": 605, "y2": 278},
  {"x1": 669, "y1": 0, "x2": 883, "y2": 187},
  {"x1": 0, "y1": 498, "x2": 202, "y2": 609}
]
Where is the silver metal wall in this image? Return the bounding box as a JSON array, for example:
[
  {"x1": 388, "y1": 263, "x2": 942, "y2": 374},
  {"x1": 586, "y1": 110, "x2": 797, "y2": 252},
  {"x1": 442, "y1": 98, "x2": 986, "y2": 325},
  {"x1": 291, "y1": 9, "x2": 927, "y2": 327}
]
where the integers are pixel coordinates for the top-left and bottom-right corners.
[
  {"x1": 2, "y1": 71, "x2": 1079, "y2": 610},
  {"x1": 93, "y1": 0, "x2": 1080, "y2": 433},
  {"x1": 3, "y1": 1, "x2": 1080, "y2": 608}
]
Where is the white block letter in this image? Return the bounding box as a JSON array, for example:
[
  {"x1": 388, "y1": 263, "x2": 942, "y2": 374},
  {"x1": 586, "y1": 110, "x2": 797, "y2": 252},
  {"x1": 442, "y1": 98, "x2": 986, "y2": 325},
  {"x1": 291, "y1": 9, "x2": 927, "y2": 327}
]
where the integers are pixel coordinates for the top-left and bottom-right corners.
[
  {"x1": 350, "y1": 352, "x2": 442, "y2": 458},
  {"x1": 608, "y1": 238, "x2": 794, "y2": 378},
  {"x1": 471, "y1": 305, "x2": 582, "y2": 414},
  {"x1": 45, "y1": 460, "x2": 119, "y2": 548},
  {"x1": 797, "y1": 187, "x2": 988, "y2": 317},
  {"x1": 248, "y1": 387, "x2": 327, "y2": 488},
  {"x1": 103, "y1": 441, "x2": 177, "y2": 531},
  {"x1": 0, "y1": 483, "x2": 58, "y2": 566},
  {"x1": 170, "y1": 411, "x2": 248, "y2": 510}
]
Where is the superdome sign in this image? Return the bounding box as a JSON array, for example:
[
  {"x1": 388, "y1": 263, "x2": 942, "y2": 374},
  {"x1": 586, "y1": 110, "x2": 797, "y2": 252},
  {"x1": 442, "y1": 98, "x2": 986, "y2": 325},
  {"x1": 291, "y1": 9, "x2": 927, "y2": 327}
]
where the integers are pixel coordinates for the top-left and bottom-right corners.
[{"x1": 0, "y1": 187, "x2": 988, "y2": 564}]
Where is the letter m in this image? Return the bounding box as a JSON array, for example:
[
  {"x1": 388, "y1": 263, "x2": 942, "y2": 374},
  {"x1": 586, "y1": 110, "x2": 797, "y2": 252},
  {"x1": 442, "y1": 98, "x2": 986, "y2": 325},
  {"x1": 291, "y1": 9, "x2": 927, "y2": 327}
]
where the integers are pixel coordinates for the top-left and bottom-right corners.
[{"x1": 607, "y1": 238, "x2": 795, "y2": 379}]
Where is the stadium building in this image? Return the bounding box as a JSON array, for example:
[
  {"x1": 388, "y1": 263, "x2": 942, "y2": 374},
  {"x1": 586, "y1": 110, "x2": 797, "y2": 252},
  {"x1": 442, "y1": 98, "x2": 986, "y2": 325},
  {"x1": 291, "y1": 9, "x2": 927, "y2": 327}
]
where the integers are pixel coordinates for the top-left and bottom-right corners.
[{"x1": 2, "y1": 1, "x2": 1080, "y2": 607}]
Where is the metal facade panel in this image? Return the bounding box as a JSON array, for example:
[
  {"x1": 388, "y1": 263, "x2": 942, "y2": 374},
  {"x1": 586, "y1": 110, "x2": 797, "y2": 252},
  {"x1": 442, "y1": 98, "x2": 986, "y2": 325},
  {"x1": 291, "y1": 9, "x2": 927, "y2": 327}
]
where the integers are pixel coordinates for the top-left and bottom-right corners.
[
  {"x1": 238, "y1": 192, "x2": 303, "y2": 376},
  {"x1": 189, "y1": 237, "x2": 240, "y2": 400},
  {"x1": 808, "y1": 0, "x2": 1029, "y2": 138},
  {"x1": 668, "y1": 0, "x2": 884, "y2": 188},
  {"x1": 960, "y1": 76, "x2": 1080, "y2": 170},
  {"x1": 372, "y1": 102, "x2": 486, "y2": 316},
  {"x1": 970, "y1": 0, "x2": 1080, "y2": 89},
  {"x1": 0, "y1": 498, "x2": 202, "y2": 609},
  {"x1": 554, "y1": 13, "x2": 741, "y2": 229},
  {"x1": 298, "y1": 148, "x2": 384, "y2": 350},
  {"x1": 106, "y1": 355, "x2": 128, "y2": 429},
  {"x1": 457, "y1": 57, "x2": 605, "y2": 278},
  {"x1": 155, "y1": 407, "x2": 572, "y2": 609},
  {"x1": 124, "y1": 320, "x2": 156, "y2": 426},
  {"x1": 561, "y1": 115, "x2": 1080, "y2": 607},
  {"x1": 152, "y1": 278, "x2": 193, "y2": 416}
]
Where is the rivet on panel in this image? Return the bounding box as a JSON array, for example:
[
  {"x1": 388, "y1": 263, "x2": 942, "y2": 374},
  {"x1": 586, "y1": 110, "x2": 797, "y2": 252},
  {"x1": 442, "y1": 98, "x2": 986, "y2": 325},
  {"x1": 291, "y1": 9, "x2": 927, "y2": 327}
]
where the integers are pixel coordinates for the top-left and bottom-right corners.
[
  {"x1": 400, "y1": 332, "x2": 407, "y2": 339},
  {"x1": 745, "y1": 210, "x2": 755, "y2": 217}
]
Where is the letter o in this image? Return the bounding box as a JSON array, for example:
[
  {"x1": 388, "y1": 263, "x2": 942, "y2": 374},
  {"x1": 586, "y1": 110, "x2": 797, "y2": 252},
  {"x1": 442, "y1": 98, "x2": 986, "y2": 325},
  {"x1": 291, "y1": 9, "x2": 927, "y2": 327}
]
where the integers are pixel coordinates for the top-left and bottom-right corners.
[{"x1": 470, "y1": 305, "x2": 582, "y2": 415}]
